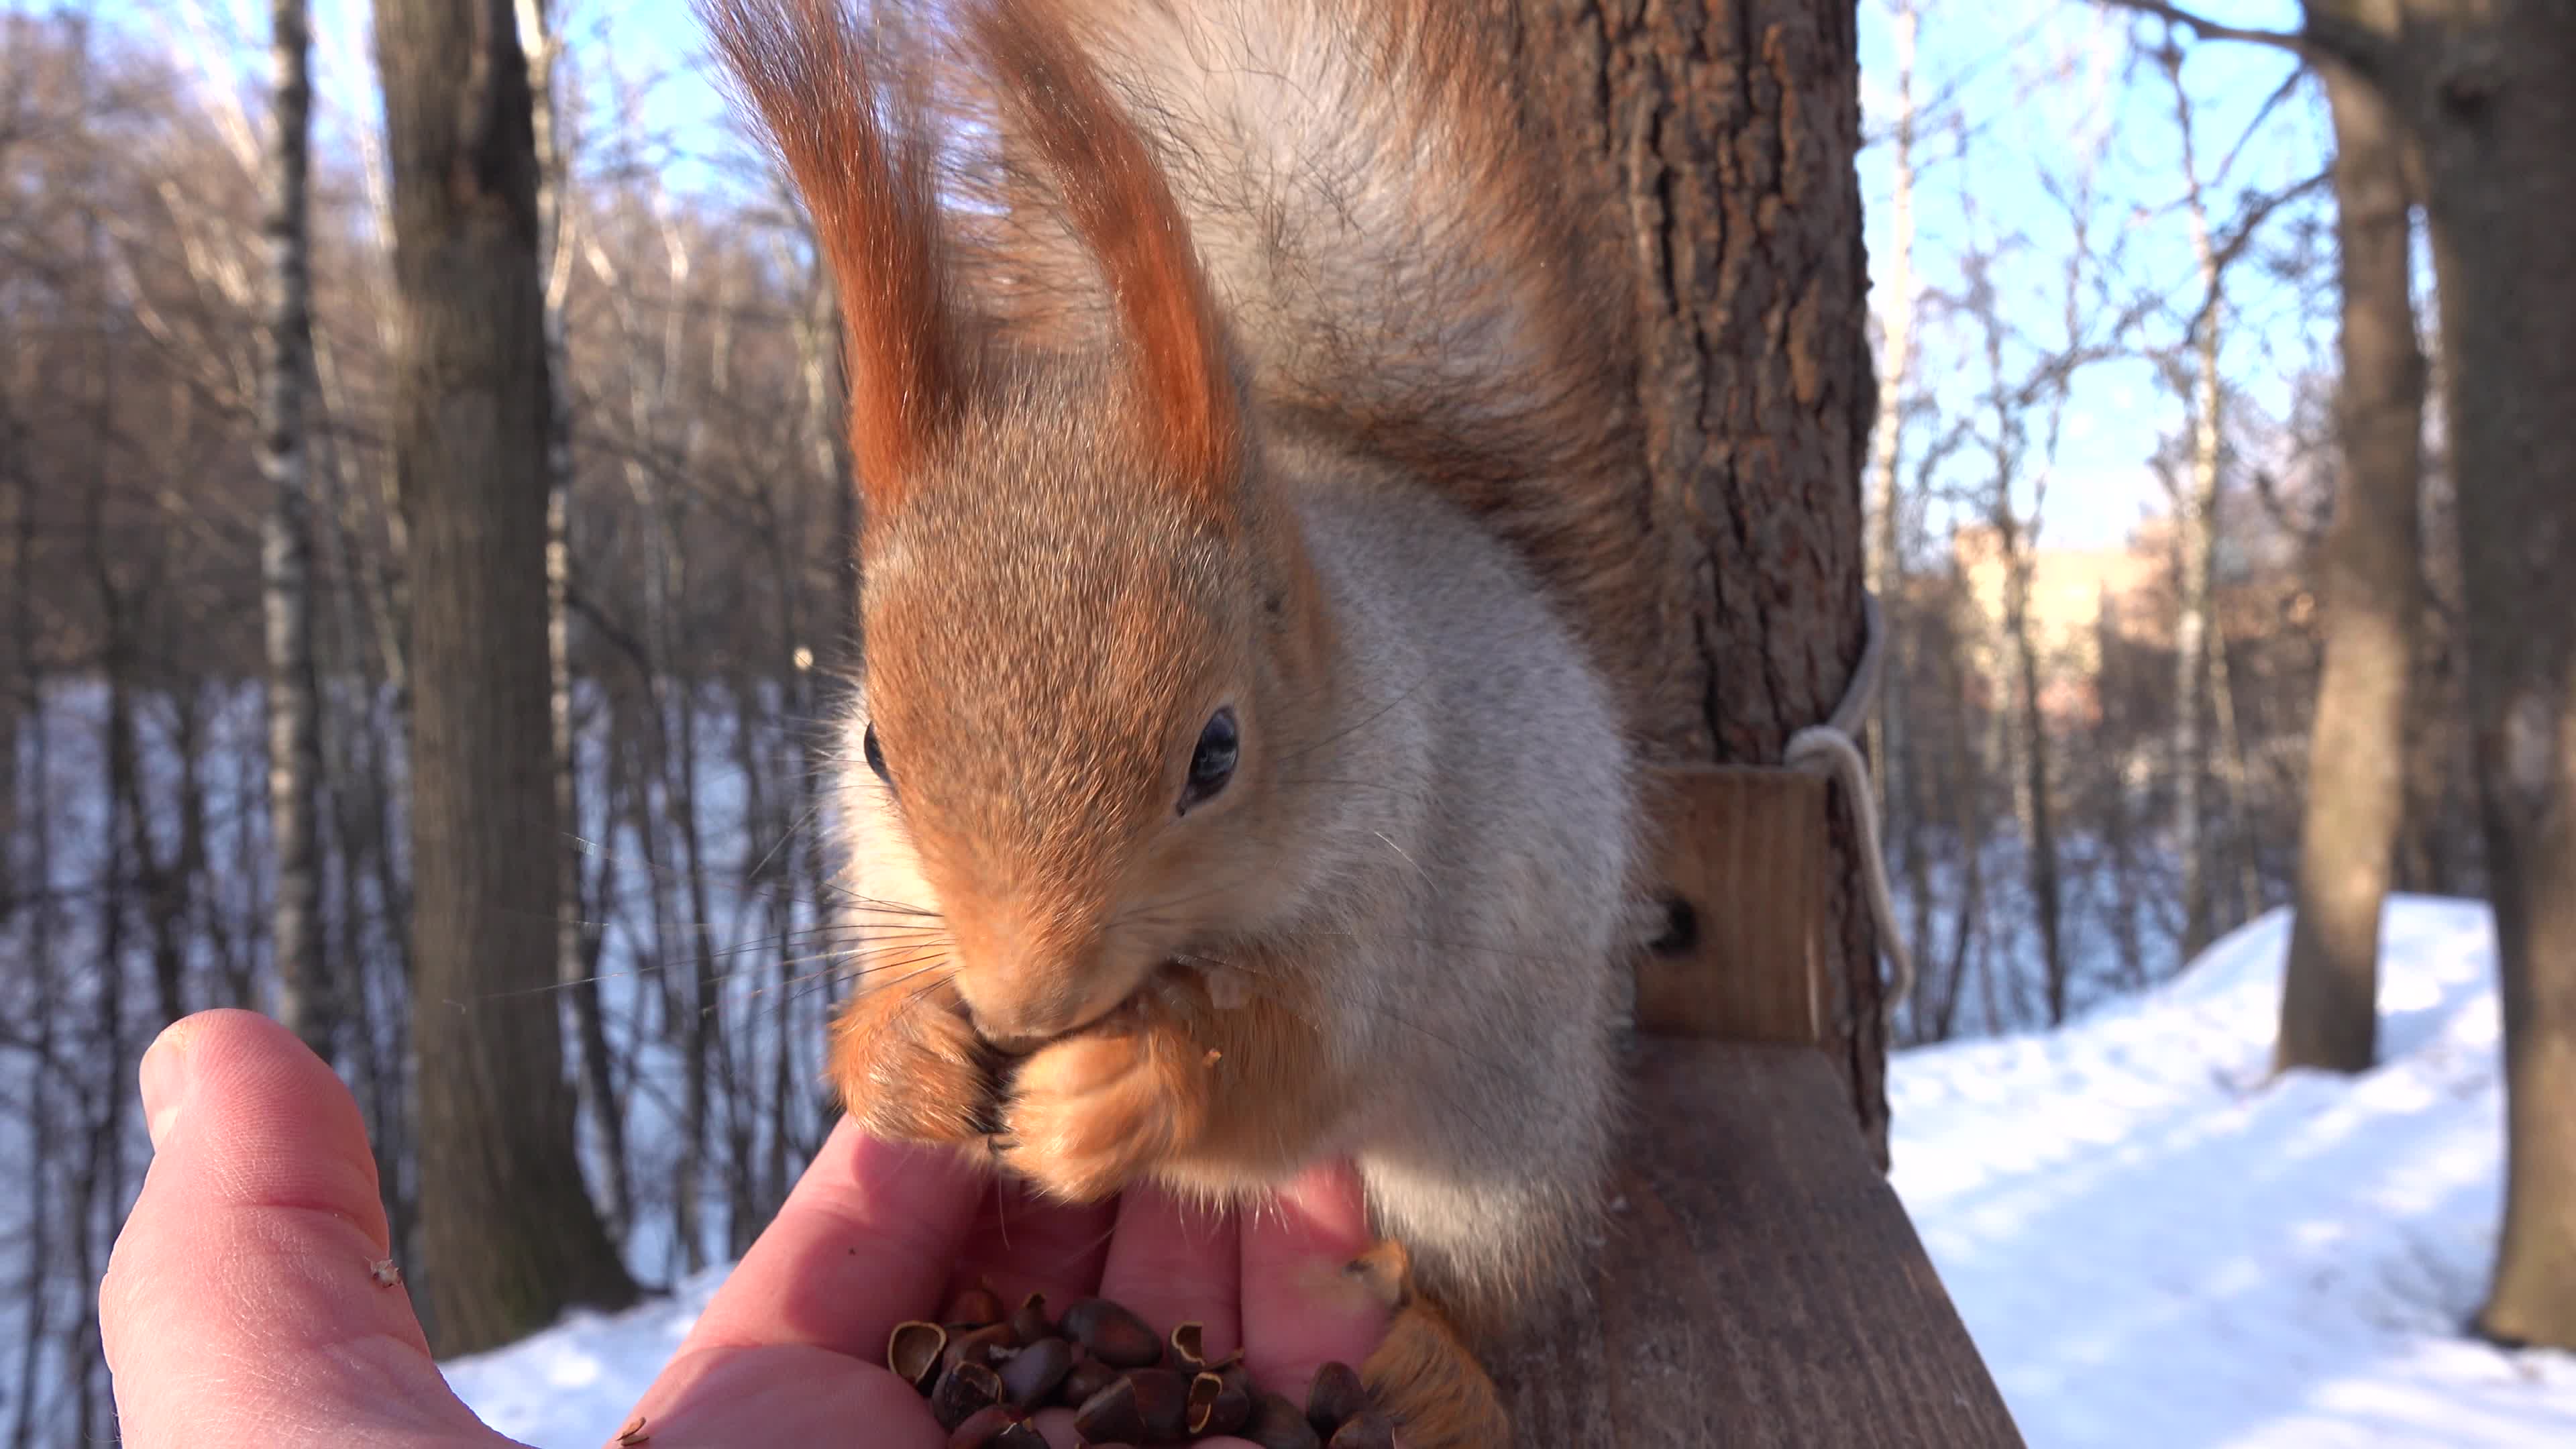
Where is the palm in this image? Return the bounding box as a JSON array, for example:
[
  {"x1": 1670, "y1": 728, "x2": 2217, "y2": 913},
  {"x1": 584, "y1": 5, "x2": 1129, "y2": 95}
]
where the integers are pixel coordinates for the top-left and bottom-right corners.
[{"x1": 100, "y1": 1011, "x2": 1389, "y2": 1449}]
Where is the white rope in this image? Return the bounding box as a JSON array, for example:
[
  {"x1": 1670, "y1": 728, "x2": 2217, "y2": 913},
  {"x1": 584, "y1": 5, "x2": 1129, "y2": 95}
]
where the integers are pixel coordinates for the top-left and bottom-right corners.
[{"x1": 1783, "y1": 592, "x2": 1915, "y2": 1027}]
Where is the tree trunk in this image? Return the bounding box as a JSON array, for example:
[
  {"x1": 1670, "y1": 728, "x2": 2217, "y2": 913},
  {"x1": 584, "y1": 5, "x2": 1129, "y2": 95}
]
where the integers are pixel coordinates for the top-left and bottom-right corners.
[
  {"x1": 2275, "y1": 64, "x2": 2422, "y2": 1077},
  {"x1": 518, "y1": 0, "x2": 629, "y2": 1248},
  {"x1": 2000, "y1": 530, "x2": 2066, "y2": 1024},
  {"x1": 371, "y1": 0, "x2": 635, "y2": 1353},
  {"x1": 1493, "y1": 0, "x2": 1882, "y2": 1144},
  {"x1": 13, "y1": 692, "x2": 58, "y2": 1449},
  {"x1": 262, "y1": 0, "x2": 329, "y2": 1061},
  {"x1": 2353, "y1": 0, "x2": 2576, "y2": 1352},
  {"x1": 2171, "y1": 66, "x2": 2224, "y2": 965}
]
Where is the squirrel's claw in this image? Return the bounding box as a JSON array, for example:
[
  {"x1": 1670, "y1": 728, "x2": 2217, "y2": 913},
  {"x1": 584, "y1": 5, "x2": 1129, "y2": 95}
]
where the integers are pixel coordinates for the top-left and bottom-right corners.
[
  {"x1": 1358, "y1": 1252, "x2": 1512, "y2": 1449},
  {"x1": 990, "y1": 1002, "x2": 1210, "y2": 1202},
  {"x1": 826, "y1": 982, "x2": 996, "y2": 1144}
]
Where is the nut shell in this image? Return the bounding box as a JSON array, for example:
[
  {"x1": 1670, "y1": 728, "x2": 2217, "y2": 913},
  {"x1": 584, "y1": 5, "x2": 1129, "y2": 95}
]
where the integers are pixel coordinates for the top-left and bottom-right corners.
[
  {"x1": 1059, "y1": 1297, "x2": 1164, "y2": 1369},
  {"x1": 1187, "y1": 1371, "x2": 1252, "y2": 1436},
  {"x1": 930, "y1": 1360, "x2": 1004, "y2": 1430},
  {"x1": 1305, "y1": 1361, "x2": 1367, "y2": 1436},
  {"x1": 998, "y1": 1336, "x2": 1074, "y2": 1407},
  {"x1": 943, "y1": 1322, "x2": 1019, "y2": 1375},
  {"x1": 1125, "y1": 1368, "x2": 1191, "y2": 1442},
  {"x1": 1242, "y1": 1390, "x2": 1324, "y2": 1449},
  {"x1": 945, "y1": 1403, "x2": 1026, "y2": 1449},
  {"x1": 1071, "y1": 1376, "x2": 1146, "y2": 1444},
  {"x1": 1060, "y1": 1352, "x2": 1122, "y2": 1409},
  {"x1": 888, "y1": 1320, "x2": 948, "y2": 1394},
  {"x1": 1008, "y1": 1293, "x2": 1054, "y2": 1346},
  {"x1": 944, "y1": 1285, "x2": 1005, "y2": 1329}
]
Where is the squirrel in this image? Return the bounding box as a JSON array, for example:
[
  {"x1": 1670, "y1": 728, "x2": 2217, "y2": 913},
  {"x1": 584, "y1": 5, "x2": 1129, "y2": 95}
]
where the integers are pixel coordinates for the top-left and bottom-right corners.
[{"x1": 703, "y1": 1, "x2": 1654, "y2": 1442}]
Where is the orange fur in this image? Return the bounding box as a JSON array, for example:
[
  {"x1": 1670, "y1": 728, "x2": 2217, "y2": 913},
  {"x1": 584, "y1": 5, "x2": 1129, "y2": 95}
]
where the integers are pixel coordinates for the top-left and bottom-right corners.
[
  {"x1": 981, "y1": 941, "x2": 1342, "y2": 1203},
  {"x1": 962, "y1": 0, "x2": 1242, "y2": 498},
  {"x1": 991, "y1": 987, "x2": 1211, "y2": 1201},
  {"x1": 825, "y1": 976, "x2": 991, "y2": 1144},
  {"x1": 714, "y1": 10, "x2": 1648, "y2": 1444},
  {"x1": 1349, "y1": 1240, "x2": 1513, "y2": 1449},
  {"x1": 700, "y1": 0, "x2": 956, "y2": 512},
  {"x1": 938, "y1": 0, "x2": 1663, "y2": 729}
]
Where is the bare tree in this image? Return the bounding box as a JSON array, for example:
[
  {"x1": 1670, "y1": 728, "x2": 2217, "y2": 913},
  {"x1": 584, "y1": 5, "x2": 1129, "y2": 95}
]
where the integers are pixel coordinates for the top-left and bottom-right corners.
[
  {"x1": 2275, "y1": 63, "x2": 2422, "y2": 1075},
  {"x1": 2162, "y1": 39, "x2": 2224, "y2": 961},
  {"x1": 2125, "y1": 0, "x2": 2576, "y2": 1352},
  {"x1": 1947, "y1": 119, "x2": 2131, "y2": 1026},
  {"x1": 370, "y1": 0, "x2": 635, "y2": 1352},
  {"x1": 1867, "y1": 0, "x2": 1922, "y2": 834},
  {"x1": 260, "y1": 0, "x2": 328, "y2": 1059},
  {"x1": 2153, "y1": 40, "x2": 2326, "y2": 960}
]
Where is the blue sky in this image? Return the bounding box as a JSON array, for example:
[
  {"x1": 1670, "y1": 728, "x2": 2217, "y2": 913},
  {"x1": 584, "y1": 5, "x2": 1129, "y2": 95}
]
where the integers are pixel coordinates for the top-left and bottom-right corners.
[
  {"x1": 1854, "y1": 0, "x2": 2329, "y2": 550},
  {"x1": 104, "y1": 0, "x2": 2337, "y2": 552}
]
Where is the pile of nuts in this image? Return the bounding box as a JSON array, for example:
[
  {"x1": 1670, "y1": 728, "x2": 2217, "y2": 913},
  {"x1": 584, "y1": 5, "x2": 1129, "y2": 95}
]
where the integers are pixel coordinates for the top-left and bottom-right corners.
[{"x1": 896, "y1": 1285, "x2": 1395, "y2": 1448}]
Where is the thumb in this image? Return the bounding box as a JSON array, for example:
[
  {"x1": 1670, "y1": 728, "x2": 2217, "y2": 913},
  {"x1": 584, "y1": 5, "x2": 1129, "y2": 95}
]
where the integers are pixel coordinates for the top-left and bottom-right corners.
[{"x1": 101, "y1": 1009, "x2": 513, "y2": 1449}]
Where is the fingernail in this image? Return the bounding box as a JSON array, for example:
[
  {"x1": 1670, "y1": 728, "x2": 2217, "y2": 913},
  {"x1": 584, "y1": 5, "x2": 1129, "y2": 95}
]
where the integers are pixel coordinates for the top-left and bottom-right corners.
[{"x1": 140, "y1": 1020, "x2": 199, "y2": 1148}]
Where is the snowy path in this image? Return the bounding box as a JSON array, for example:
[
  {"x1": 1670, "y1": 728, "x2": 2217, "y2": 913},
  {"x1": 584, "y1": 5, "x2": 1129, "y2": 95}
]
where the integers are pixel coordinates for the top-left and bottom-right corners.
[
  {"x1": 1892, "y1": 897, "x2": 2576, "y2": 1447},
  {"x1": 443, "y1": 896, "x2": 2576, "y2": 1447}
]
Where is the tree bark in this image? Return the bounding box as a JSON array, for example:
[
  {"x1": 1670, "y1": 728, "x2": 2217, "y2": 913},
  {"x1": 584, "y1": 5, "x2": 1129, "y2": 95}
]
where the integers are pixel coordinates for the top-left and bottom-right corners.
[
  {"x1": 517, "y1": 0, "x2": 630, "y2": 1248},
  {"x1": 1494, "y1": 0, "x2": 1882, "y2": 1146},
  {"x1": 371, "y1": 0, "x2": 635, "y2": 1353},
  {"x1": 2002, "y1": 533, "x2": 2066, "y2": 1024},
  {"x1": 2275, "y1": 64, "x2": 2422, "y2": 1077},
  {"x1": 2275, "y1": 0, "x2": 2576, "y2": 1351},
  {"x1": 262, "y1": 0, "x2": 330, "y2": 1061},
  {"x1": 2348, "y1": 0, "x2": 2576, "y2": 1352}
]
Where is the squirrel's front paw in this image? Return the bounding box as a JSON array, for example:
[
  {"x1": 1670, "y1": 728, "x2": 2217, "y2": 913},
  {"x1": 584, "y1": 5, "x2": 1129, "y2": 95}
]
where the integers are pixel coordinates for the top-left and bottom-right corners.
[
  {"x1": 1355, "y1": 1243, "x2": 1512, "y2": 1449},
  {"x1": 827, "y1": 981, "x2": 996, "y2": 1144},
  {"x1": 994, "y1": 999, "x2": 1211, "y2": 1202}
]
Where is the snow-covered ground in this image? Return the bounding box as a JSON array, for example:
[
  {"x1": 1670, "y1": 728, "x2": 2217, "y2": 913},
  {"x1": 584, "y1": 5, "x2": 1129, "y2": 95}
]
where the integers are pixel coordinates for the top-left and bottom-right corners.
[
  {"x1": 441, "y1": 896, "x2": 2576, "y2": 1448},
  {"x1": 1894, "y1": 896, "x2": 2575, "y2": 1447}
]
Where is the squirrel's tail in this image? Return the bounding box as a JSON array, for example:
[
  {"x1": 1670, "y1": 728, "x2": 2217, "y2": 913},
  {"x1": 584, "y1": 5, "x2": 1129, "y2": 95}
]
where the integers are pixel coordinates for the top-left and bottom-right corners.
[{"x1": 943, "y1": 0, "x2": 1654, "y2": 702}]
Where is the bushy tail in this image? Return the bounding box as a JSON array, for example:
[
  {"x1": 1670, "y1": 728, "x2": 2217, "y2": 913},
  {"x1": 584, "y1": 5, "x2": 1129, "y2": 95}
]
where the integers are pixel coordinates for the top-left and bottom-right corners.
[{"x1": 941, "y1": 0, "x2": 1654, "y2": 703}]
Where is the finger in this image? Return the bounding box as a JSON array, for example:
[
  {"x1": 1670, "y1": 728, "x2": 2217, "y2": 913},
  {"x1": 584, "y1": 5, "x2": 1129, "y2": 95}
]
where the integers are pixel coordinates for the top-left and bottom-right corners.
[
  {"x1": 676, "y1": 1119, "x2": 986, "y2": 1362},
  {"x1": 99, "y1": 1009, "x2": 511, "y2": 1448},
  {"x1": 1096, "y1": 1179, "x2": 1240, "y2": 1364},
  {"x1": 943, "y1": 1177, "x2": 1118, "y2": 1316},
  {"x1": 619, "y1": 1344, "x2": 943, "y2": 1449},
  {"x1": 1238, "y1": 1159, "x2": 1388, "y2": 1405}
]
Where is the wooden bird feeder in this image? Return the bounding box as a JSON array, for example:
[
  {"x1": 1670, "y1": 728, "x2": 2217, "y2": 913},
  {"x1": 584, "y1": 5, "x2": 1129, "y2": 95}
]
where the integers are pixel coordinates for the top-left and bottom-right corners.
[{"x1": 1485, "y1": 765, "x2": 2025, "y2": 1446}]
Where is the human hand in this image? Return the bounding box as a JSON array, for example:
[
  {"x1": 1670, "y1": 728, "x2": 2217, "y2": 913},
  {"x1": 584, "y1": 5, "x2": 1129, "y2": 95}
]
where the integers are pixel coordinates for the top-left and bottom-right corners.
[{"x1": 101, "y1": 1010, "x2": 1392, "y2": 1448}]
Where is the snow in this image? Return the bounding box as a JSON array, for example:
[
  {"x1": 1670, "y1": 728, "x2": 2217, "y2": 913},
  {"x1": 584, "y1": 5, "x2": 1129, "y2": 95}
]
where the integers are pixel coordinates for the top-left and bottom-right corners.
[
  {"x1": 439, "y1": 896, "x2": 2576, "y2": 1448},
  {"x1": 440, "y1": 1268, "x2": 727, "y2": 1444},
  {"x1": 1892, "y1": 896, "x2": 2576, "y2": 1447}
]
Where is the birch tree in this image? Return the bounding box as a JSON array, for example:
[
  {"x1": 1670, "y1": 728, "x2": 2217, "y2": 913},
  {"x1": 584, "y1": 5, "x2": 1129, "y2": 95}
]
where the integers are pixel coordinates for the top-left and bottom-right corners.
[{"x1": 260, "y1": 0, "x2": 328, "y2": 1059}]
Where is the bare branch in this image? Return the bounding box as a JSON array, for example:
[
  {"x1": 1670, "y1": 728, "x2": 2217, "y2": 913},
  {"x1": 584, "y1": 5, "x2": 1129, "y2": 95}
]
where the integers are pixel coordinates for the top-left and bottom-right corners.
[{"x1": 2088, "y1": 0, "x2": 2387, "y2": 73}]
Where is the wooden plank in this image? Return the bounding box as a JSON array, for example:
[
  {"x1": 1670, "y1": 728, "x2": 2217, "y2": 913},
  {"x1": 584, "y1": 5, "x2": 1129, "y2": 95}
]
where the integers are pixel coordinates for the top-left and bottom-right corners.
[
  {"x1": 1635, "y1": 765, "x2": 1833, "y2": 1046},
  {"x1": 1490, "y1": 1039, "x2": 2023, "y2": 1448}
]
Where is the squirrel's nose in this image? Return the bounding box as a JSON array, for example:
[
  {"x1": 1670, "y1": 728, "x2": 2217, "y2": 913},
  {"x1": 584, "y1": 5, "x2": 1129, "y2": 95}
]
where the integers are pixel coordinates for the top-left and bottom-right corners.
[{"x1": 961, "y1": 990, "x2": 1083, "y2": 1051}]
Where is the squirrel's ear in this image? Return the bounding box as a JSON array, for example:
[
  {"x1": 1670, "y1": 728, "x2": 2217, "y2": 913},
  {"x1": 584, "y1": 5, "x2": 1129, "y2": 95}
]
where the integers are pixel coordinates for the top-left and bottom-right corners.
[
  {"x1": 704, "y1": 0, "x2": 955, "y2": 519},
  {"x1": 965, "y1": 0, "x2": 1243, "y2": 508}
]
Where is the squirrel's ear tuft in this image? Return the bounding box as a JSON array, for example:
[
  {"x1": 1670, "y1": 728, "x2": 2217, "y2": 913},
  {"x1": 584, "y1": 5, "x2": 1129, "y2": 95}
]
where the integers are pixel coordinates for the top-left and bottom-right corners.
[
  {"x1": 702, "y1": 0, "x2": 955, "y2": 519},
  {"x1": 963, "y1": 0, "x2": 1242, "y2": 508}
]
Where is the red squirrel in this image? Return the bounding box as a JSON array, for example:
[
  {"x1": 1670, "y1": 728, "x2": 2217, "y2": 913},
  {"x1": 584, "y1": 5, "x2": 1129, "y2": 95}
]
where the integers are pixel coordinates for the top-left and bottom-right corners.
[{"x1": 704, "y1": 1, "x2": 1651, "y2": 1441}]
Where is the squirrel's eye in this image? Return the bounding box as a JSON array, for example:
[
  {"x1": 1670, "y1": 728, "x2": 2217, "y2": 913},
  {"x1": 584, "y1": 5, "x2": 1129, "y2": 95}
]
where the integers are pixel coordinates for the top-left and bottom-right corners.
[
  {"x1": 1179, "y1": 707, "x2": 1239, "y2": 814},
  {"x1": 863, "y1": 722, "x2": 892, "y2": 786}
]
